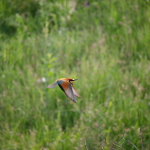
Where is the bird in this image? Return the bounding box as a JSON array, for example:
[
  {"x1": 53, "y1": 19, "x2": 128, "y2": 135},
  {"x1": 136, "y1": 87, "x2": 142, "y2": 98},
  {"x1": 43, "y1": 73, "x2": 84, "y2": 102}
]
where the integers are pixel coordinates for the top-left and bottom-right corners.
[{"x1": 47, "y1": 78, "x2": 80, "y2": 103}]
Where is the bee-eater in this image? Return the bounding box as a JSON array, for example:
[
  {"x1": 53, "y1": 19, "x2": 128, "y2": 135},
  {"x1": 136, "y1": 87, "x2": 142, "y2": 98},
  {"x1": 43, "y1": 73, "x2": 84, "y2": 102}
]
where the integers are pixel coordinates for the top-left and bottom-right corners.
[{"x1": 47, "y1": 78, "x2": 80, "y2": 103}]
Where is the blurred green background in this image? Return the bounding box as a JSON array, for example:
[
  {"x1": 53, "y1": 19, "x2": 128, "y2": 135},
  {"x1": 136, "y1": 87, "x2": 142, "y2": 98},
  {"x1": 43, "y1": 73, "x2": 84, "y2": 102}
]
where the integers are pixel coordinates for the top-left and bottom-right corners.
[{"x1": 0, "y1": 0, "x2": 150, "y2": 149}]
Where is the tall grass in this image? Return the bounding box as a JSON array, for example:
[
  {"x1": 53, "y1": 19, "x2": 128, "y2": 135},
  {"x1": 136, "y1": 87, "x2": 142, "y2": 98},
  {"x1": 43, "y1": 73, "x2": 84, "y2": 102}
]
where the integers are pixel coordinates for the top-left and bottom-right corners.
[{"x1": 0, "y1": 0, "x2": 150, "y2": 149}]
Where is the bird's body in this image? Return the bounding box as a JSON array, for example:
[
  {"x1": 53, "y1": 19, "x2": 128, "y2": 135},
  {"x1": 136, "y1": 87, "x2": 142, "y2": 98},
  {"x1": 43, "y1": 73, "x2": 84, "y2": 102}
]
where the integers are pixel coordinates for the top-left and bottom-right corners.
[{"x1": 47, "y1": 78, "x2": 80, "y2": 103}]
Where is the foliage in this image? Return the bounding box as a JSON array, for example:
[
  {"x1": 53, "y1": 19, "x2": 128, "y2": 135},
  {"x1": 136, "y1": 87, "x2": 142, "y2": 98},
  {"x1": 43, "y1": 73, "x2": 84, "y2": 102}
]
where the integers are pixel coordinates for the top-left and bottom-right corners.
[{"x1": 0, "y1": 0, "x2": 150, "y2": 149}]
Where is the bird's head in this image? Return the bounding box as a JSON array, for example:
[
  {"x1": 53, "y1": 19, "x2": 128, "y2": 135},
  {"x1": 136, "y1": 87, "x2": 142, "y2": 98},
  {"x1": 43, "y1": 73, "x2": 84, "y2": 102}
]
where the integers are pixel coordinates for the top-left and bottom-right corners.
[{"x1": 69, "y1": 78, "x2": 77, "y2": 83}]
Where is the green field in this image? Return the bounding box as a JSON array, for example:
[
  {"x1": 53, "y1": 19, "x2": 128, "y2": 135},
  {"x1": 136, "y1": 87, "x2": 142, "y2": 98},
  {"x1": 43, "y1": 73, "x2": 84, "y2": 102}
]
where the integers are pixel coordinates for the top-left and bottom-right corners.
[{"x1": 1, "y1": 0, "x2": 150, "y2": 149}]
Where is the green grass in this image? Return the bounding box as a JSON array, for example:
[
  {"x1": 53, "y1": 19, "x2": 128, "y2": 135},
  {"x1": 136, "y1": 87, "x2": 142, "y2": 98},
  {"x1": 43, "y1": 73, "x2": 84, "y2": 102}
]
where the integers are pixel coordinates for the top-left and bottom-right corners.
[{"x1": 1, "y1": 0, "x2": 150, "y2": 149}]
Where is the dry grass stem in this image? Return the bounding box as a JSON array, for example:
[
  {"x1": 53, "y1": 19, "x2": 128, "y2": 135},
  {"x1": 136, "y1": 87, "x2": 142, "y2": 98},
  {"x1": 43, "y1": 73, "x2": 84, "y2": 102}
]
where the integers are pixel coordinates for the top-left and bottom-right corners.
[
  {"x1": 137, "y1": 109, "x2": 143, "y2": 150},
  {"x1": 85, "y1": 139, "x2": 88, "y2": 150}
]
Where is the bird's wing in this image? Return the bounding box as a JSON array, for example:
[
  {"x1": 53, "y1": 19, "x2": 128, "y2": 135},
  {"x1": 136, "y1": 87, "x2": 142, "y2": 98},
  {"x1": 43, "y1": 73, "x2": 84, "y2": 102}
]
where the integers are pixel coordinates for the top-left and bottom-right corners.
[
  {"x1": 71, "y1": 83, "x2": 80, "y2": 98},
  {"x1": 58, "y1": 81, "x2": 77, "y2": 103},
  {"x1": 47, "y1": 81, "x2": 57, "y2": 88}
]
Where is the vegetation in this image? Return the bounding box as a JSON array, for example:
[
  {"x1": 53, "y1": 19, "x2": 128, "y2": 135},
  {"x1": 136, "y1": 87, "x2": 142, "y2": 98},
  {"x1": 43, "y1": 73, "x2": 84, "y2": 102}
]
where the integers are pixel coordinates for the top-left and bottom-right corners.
[{"x1": 0, "y1": 0, "x2": 150, "y2": 149}]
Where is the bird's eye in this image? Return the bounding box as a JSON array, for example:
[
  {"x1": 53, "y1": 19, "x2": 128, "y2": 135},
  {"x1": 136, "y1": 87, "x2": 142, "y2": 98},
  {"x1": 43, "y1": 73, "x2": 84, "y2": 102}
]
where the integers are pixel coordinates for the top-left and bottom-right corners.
[{"x1": 70, "y1": 80, "x2": 74, "y2": 83}]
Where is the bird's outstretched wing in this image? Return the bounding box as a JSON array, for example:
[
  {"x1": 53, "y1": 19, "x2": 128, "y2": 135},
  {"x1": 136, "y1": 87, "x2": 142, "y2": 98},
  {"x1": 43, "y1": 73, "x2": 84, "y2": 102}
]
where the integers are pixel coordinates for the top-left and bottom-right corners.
[
  {"x1": 47, "y1": 81, "x2": 57, "y2": 88},
  {"x1": 58, "y1": 81, "x2": 77, "y2": 103},
  {"x1": 71, "y1": 83, "x2": 80, "y2": 98}
]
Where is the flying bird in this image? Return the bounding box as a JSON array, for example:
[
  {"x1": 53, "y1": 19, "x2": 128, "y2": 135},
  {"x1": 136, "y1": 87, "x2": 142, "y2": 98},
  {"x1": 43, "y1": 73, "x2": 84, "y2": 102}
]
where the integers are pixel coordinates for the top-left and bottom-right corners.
[{"x1": 47, "y1": 78, "x2": 80, "y2": 103}]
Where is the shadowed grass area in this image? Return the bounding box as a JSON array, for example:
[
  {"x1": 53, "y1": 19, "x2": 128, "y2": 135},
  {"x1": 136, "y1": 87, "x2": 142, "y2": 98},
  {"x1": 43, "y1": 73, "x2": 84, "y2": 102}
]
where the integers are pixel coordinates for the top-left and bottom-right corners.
[{"x1": 0, "y1": 0, "x2": 150, "y2": 149}]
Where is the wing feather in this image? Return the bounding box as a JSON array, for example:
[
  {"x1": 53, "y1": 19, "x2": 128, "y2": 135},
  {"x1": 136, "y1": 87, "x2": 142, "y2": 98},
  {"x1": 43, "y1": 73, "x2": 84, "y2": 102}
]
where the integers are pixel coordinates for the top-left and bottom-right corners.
[
  {"x1": 47, "y1": 81, "x2": 57, "y2": 88},
  {"x1": 71, "y1": 83, "x2": 80, "y2": 98},
  {"x1": 58, "y1": 81, "x2": 77, "y2": 103}
]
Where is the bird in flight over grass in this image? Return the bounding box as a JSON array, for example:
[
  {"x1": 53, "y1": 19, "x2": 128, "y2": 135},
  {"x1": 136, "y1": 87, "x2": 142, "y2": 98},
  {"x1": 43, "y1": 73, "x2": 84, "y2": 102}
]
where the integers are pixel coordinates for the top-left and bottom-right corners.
[{"x1": 47, "y1": 78, "x2": 80, "y2": 103}]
